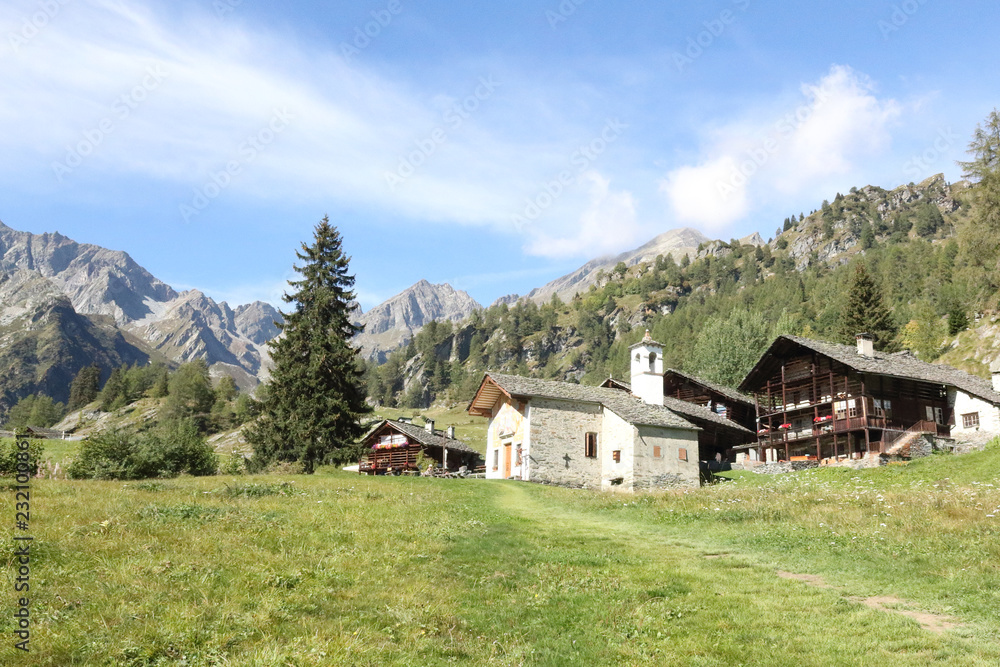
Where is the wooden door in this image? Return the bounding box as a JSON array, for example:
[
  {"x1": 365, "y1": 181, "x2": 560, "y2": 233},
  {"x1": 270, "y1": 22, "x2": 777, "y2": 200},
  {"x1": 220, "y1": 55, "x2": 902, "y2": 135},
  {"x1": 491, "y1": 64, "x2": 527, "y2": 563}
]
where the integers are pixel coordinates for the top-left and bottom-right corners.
[{"x1": 503, "y1": 443, "x2": 512, "y2": 479}]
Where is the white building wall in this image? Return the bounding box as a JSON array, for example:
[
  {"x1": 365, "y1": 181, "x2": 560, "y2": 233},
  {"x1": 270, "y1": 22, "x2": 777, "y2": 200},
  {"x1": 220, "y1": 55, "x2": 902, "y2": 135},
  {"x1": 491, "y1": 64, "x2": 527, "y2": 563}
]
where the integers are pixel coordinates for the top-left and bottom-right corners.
[
  {"x1": 950, "y1": 389, "x2": 1000, "y2": 436},
  {"x1": 601, "y1": 409, "x2": 637, "y2": 491}
]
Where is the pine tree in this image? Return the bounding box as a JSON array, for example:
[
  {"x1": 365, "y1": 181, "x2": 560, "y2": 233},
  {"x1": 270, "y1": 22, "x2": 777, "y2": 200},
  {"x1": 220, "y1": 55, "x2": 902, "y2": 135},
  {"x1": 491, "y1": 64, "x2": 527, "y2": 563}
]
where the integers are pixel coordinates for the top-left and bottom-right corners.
[
  {"x1": 68, "y1": 364, "x2": 102, "y2": 411},
  {"x1": 100, "y1": 367, "x2": 128, "y2": 411},
  {"x1": 839, "y1": 262, "x2": 898, "y2": 351},
  {"x1": 245, "y1": 217, "x2": 371, "y2": 472},
  {"x1": 957, "y1": 109, "x2": 1000, "y2": 301}
]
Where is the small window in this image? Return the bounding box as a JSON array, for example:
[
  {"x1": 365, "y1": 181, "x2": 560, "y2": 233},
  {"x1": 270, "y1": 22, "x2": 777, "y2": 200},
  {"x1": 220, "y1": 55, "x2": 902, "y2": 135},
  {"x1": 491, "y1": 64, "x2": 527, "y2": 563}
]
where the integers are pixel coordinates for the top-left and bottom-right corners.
[
  {"x1": 492, "y1": 449, "x2": 499, "y2": 471},
  {"x1": 848, "y1": 400, "x2": 858, "y2": 418},
  {"x1": 963, "y1": 412, "x2": 981, "y2": 429},
  {"x1": 584, "y1": 432, "x2": 598, "y2": 458},
  {"x1": 653, "y1": 445, "x2": 662, "y2": 458},
  {"x1": 884, "y1": 400, "x2": 892, "y2": 419},
  {"x1": 678, "y1": 448, "x2": 688, "y2": 462},
  {"x1": 934, "y1": 407, "x2": 945, "y2": 425},
  {"x1": 834, "y1": 400, "x2": 847, "y2": 420},
  {"x1": 926, "y1": 406, "x2": 935, "y2": 423},
  {"x1": 612, "y1": 450, "x2": 621, "y2": 463}
]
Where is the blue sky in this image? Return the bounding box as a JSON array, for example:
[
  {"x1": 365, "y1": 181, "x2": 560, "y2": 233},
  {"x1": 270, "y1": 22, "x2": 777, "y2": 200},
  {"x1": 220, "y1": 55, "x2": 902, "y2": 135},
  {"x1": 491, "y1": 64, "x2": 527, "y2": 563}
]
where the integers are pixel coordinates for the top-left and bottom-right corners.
[{"x1": 1, "y1": 0, "x2": 997, "y2": 311}]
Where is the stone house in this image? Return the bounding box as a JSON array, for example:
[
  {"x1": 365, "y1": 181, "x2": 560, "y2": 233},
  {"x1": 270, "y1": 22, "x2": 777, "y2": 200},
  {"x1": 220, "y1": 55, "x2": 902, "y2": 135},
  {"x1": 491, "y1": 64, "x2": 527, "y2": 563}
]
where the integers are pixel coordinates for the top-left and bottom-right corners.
[
  {"x1": 467, "y1": 333, "x2": 753, "y2": 491},
  {"x1": 738, "y1": 334, "x2": 1000, "y2": 463}
]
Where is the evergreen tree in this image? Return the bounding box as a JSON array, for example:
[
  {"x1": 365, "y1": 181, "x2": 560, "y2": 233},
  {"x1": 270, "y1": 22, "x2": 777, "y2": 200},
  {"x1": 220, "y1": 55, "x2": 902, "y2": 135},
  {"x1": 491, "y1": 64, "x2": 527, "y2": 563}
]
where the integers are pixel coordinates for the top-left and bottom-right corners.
[
  {"x1": 100, "y1": 367, "x2": 128, "y2": 411},
  {"x1": 162, "y1": 360, "x2": 216, "y2": 430},
  {"x1": 957, "y1": 109, "x2": 1000, "y2": 301},
  {"x1": 245, "y1": 218, "x2": 371, "y2": 472},
  {"x1": 839, "y1": 262, "x2": 898, "y2": 351},
  {"x1": 689, "y1": 308, "x2": 772, "y2": 388},
  {"x1": 68, "y1": 364, "x2": 102, "y2": 411}
]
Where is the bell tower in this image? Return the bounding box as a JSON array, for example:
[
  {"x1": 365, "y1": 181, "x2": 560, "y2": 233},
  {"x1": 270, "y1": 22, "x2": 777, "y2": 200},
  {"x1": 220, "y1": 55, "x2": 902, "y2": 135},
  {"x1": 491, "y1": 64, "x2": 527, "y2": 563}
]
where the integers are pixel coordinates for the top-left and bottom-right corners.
[{"x1": 630, "y1": 330, "x2": 664, "y2": 406}]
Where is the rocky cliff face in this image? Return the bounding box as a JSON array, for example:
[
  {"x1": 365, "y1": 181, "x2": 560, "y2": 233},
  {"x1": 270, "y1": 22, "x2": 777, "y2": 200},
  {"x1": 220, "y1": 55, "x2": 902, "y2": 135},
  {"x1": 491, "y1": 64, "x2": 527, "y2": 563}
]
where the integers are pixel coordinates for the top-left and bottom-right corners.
[
  {"x1": 0, "y1": 220, "x2": 282, "y2": 394},
  {"x1": 353, "y1": 280, "x2": 481, "y2": 362},
  {"x1": 526, "y1": 227, "x2": 709, "y2": 304},
  {"x1": 0, "y1": 269, "x2": 149, "y2": 411}
]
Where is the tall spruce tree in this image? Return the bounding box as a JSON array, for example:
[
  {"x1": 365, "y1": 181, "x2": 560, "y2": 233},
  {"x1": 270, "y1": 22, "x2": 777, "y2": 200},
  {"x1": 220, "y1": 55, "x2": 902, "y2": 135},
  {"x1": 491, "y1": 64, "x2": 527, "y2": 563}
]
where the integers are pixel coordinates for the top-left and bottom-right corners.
[
  {"x1": 839, "y1": 262, "x2": 898, "y2": 351},
  {"x1": 246, "y1": 217, "x2": 371, "y2": 472}
]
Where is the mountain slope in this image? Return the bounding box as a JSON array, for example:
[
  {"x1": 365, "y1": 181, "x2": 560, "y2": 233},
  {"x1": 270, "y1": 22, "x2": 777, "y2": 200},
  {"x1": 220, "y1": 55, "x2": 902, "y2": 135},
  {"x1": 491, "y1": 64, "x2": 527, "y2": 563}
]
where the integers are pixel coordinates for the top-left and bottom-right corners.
[
  {"x1": 353, "y1": 280, "x2": 481, "y2": 362},
  {"x1": 0, "y1": 269, "x2": 150, "y2": 411},
  {"x1": 525, "y1": 227, "x2": 709, "y2": 304},
  {"x1": 0, "y1": 220, "x2": 281, "y2": 388}
]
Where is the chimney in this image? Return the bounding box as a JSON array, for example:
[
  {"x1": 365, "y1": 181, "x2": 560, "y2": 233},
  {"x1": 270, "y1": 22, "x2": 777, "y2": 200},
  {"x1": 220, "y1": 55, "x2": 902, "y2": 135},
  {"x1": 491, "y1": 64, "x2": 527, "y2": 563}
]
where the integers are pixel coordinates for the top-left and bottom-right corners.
[
  {"x1": 629, "y1": 330, "x2": 664, "y2": 406},
  {"x1": 446, "y1": 425, "x2": 455, "y2": 439},
  {"x1": 991, "y1": 360, "x2": 1000, "y2": 392},
  {"x1": 855, "y1": 333, "x2": 874, "y2": 358},
  {"x1": 424, "y1": 419, "x2": 435, "y2": 434}
]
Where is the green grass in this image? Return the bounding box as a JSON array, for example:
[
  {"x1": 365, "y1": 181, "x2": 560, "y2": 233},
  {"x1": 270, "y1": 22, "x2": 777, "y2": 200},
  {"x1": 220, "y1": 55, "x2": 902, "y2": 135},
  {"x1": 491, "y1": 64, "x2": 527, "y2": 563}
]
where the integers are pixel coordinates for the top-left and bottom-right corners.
[{"x1": 4, "y1": 446, "x2": 1000, "y2": 665}]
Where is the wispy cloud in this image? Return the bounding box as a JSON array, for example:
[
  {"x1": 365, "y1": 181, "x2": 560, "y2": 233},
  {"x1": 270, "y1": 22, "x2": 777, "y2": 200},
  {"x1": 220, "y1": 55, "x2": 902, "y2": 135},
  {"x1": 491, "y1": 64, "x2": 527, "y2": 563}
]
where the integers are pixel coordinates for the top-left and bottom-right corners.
[{"x1": 659, "y1": 65, "x2": 901, "y2": 229}]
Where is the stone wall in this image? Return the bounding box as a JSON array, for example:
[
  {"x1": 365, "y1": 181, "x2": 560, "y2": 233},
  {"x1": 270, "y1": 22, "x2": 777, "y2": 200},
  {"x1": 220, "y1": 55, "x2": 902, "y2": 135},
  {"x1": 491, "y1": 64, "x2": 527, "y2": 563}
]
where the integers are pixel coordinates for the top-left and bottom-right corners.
[
  {"x1": 601, "y1": 409, "x2": 637, "y2": 490},
  {"x1": 633, "y1": 425, "x2": 700, "y2": 490},
  {"x1": 527, "y1": 398, "x2": 603, "y2": 489}
]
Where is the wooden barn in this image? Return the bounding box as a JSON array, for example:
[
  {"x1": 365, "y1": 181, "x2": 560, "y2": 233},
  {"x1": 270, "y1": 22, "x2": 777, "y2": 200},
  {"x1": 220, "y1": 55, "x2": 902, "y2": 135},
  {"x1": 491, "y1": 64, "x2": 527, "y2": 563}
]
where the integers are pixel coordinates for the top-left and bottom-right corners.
[
  {"x1": 358, "y1": 418, "x2": 481, "y2": 475},
  {"x1": 738, "y1": 334, "x2": 1000, "y2": 463}
]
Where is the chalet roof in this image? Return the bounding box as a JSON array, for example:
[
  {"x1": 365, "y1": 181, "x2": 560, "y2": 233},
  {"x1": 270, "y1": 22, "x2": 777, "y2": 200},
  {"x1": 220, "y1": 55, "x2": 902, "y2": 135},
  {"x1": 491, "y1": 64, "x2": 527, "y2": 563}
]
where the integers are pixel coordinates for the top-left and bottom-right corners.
[
  {"x1": 360, "y1": 420, "x2": 480, "y2": 455},
  {"x1": 740, "y1": 335, "x2": 1000, "y2": 406},
  {"x1": 472, "y1": 372, "x2": 706, "y2": 431},
  {"x1": 660, "y1": 395, "x2": 755, "y2": 435},
  {"x1": 663, "y1": 368, "x2": 755, "y2": 407}
]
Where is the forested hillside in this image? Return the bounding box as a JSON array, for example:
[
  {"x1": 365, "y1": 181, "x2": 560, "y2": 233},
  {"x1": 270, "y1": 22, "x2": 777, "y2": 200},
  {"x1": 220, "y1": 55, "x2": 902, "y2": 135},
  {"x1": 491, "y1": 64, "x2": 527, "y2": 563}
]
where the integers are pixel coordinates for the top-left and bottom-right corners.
[{"x1": 366, "y1": 146, "x2": 1000, "y2": 409}]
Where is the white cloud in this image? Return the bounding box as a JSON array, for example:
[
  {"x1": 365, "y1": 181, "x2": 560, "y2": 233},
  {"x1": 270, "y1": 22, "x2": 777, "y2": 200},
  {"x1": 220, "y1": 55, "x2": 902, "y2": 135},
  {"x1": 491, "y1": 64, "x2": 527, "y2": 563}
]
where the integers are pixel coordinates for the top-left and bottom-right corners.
[
  {"x1": 523, "y1": 172, "x2": 640, "y2": 259},
  {"x1": 659, "y1": 65, "x2": 901, "y2": 230},
  {"x1": 659, "y1": 156, "x2": 748, "y2": 230}
]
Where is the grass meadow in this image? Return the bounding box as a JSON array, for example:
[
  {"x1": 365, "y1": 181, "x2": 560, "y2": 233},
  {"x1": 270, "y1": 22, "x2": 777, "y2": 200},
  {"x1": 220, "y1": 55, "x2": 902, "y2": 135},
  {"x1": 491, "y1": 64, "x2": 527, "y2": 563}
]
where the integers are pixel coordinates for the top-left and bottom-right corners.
[{"x1": 3, "y1": 442, "x2": 1000, "y2": 665}]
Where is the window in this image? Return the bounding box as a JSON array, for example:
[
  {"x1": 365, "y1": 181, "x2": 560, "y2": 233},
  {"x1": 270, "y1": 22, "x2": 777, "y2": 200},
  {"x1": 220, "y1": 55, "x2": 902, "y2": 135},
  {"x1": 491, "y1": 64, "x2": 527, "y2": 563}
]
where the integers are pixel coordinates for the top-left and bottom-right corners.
[
  {"x1": 584, "y1": 432, "x2": 598, "y2": 458},
  {"x1": 678, "y1": 448, "x2": 688, "y2": 462},
  {"x1": 834, "y1": 400, "x2": 847, "y2": 420},
  {"x1": 928, "y1": 406, "x2": 944, "y2": 425},
  {"x1": 963, "y1": 412, "x2": 981, "y2": 429},
  {"x1": 874, "y1": 399, "x2": 892, "y2": 419},
  {"x1": 653, "y1": 445, "x2": 662, "y2": 458},
  {"x1": 848, "y1": 400, "x2": 859, "y2": 418},
  {"x1": 492, "y1": 449, "x2": 499, "y2": 471},
  {"x1": 612, "y1": 450, "x2": 621, "y2": 463}
]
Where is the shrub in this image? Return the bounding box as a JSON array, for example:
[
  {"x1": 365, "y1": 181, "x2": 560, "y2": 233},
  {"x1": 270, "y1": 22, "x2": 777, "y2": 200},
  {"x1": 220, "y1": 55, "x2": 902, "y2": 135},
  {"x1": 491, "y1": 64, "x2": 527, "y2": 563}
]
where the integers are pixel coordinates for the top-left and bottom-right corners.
[
  {"x1": 68, "y1": 420, "x2": 218, "y2": 480},
  {"x1": 0, "y1": 437, "x2": 45, "y2": 477}
]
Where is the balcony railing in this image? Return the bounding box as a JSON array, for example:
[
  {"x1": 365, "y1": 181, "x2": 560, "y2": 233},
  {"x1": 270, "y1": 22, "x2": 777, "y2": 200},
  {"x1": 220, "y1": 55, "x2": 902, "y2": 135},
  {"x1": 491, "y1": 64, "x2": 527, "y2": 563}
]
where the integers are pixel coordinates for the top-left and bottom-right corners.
[{"x1": 757, "y1": 417, "x2": 950, "y2": 447}]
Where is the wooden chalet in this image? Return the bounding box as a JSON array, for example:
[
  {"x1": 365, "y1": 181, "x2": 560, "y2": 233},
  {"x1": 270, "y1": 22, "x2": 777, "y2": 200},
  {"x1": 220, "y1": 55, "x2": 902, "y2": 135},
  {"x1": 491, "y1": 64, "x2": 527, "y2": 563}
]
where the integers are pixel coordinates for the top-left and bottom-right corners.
[
  {"x1": 738, "y1": 334, "x2": 1000, "y2": 463},
  {"x1": 358, "y1": 419, "x2": 480, "y2": 475},
  {"x1": 662, "y1": 368, "x2": 757, "y2": 433}
]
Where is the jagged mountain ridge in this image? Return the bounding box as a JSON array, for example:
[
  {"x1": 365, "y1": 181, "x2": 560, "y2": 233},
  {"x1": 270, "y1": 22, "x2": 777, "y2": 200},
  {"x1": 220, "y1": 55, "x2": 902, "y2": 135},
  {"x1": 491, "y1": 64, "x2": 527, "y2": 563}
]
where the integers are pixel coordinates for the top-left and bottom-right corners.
[
  {"x1": 524, "y1": 227, "x2": 710, "y2": 304},
  {"x1": 353, "y1": 280, "x2": 481, "y2": 362},
  {"x1": 0, "y1": 220, "x2": 282, "y2": 393},
  {"x1": 0, "y1": 269, "x2": 150, "y2": 411}
]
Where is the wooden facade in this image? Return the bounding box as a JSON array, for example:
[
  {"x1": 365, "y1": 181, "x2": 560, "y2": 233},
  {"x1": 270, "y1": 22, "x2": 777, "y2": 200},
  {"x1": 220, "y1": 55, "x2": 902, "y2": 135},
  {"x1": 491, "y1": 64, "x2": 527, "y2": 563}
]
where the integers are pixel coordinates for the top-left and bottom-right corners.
[
  {"x1": 740, "y1": 337, "x2": 954, "y2": 463},
  {"x1": 662, "y1": 369, "x2": 757, "y2": 433},
  {"x1": 358, "y1": 420, "x2": 480, "y2": 475}
]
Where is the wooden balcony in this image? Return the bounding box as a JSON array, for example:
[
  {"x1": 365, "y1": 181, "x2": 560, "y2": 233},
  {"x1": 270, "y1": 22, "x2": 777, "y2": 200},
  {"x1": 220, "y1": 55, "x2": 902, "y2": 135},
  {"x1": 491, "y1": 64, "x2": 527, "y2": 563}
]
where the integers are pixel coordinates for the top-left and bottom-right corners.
[{"x1": 757, "y1": 417, "x2": 950, "y2": 447}]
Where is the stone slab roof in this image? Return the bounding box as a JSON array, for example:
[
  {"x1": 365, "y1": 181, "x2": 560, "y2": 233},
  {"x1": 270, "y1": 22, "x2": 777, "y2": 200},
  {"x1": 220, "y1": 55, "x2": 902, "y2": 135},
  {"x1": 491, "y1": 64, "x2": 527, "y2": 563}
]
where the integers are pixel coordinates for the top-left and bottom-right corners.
[
  {"x1": 663, "y1": 368, "x2": 755, "y2": 407},
  {"x1": 361, "y1": 419, "x2": 479, "y2": 455},
  {"x1": 480, "y1": 372, "x2": 700, "y2": 431},
  {"x1": 741, "y1": 335, "x2": 1000, "y2": 406}
]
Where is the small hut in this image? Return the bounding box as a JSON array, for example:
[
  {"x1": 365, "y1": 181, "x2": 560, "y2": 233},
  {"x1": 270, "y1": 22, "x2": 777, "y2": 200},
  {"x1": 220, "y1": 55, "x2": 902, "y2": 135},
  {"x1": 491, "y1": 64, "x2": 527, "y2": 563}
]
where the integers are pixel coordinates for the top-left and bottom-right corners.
[{"x1": 358, "y1": 419, "x2": 481, "y2": 475}]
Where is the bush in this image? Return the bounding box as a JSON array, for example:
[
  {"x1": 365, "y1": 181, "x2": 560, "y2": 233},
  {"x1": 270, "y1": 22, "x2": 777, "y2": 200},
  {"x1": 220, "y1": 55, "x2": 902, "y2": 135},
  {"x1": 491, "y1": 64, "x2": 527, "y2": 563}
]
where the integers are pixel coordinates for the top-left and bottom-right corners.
[
  {"x1": 0, "y1": 437, "x2": 45, "y2": 477},
  {"x1": 68, "y1": 420, "x2": 218, "y2": 480}
]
